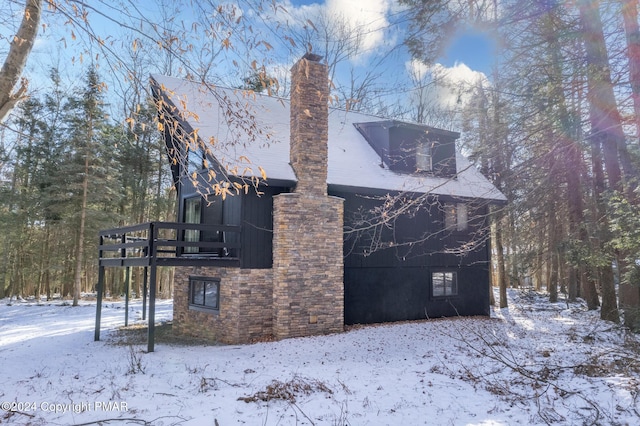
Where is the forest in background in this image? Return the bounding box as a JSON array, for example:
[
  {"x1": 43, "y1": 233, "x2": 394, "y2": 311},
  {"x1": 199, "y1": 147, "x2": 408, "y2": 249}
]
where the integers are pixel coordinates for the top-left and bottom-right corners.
[
  {"x1": 0, "y1": 0, "x2": 639, "y2": 329},
  {"x1": 0, "y1": 66, "x2": 176, "y2": 301}
]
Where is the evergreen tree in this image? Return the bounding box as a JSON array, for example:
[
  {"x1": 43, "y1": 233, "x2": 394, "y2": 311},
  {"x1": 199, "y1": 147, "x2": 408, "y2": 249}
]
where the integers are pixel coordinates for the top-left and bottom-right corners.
[{"x1": 60, "y1": 67, "x2": 121, "y2": 305}]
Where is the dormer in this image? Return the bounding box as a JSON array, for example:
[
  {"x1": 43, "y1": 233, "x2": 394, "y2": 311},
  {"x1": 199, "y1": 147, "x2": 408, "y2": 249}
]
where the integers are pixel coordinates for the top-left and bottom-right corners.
[{"x1": 354, "y1": 120, "x2": 459, "y2": 178}]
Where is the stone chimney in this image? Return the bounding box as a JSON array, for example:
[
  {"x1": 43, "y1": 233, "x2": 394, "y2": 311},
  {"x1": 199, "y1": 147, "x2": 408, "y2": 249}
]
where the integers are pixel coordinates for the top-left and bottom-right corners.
[
  {"x1": 271, "y1": 54, "x2": 344, "y2": 340},
  {"x1": 289, "y1": 53, "x2": 329, "y2": 195}
]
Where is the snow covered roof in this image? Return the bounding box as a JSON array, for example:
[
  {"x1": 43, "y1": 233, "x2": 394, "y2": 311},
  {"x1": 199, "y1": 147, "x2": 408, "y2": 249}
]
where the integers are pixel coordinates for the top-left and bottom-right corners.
[{"x1": 151, "y1": 74, "x2": 506, "y2": 202}]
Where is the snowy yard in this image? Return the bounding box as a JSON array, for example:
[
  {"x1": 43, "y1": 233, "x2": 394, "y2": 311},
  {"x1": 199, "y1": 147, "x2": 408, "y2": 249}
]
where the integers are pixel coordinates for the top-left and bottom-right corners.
[{"x1": 1, "y1": 290, "x2": 639, "y2": 426}]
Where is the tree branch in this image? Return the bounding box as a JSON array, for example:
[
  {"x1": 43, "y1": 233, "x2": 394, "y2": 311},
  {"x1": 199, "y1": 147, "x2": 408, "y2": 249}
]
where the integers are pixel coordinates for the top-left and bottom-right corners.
[{"x1": 0, "y1": 0, "x2": 42, "y2": 123}]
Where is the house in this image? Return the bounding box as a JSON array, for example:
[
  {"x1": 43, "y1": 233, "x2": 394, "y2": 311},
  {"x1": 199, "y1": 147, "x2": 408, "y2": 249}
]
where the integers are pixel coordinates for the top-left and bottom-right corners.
[{"x1": 94, "y1": 54, "x2": 506, "y2": 350}]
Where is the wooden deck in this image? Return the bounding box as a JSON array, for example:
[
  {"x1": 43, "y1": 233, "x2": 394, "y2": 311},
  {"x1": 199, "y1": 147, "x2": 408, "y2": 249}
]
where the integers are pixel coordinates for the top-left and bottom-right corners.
[
  {"x1": 98, "y1": 221, "x2": 241, "y2": 267},
  {"x1": 95, "y1": 221, "x2": 242, "y2": 352}
]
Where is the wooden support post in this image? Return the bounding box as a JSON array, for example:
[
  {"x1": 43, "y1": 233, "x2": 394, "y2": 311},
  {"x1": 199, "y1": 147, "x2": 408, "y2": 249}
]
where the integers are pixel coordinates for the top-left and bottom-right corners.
[
  {"x1": 124, "y1": 266, "x2": 130, "y2": 327},
  {"x1": 94, "y1": 237, "x2": 105, "y2": 341},
  {"x1": 142, "y1": 267, "x2": 148, "y2": 321},
  {"x1": 147, "y1": 223, "x2": 157, "y2": 353}
]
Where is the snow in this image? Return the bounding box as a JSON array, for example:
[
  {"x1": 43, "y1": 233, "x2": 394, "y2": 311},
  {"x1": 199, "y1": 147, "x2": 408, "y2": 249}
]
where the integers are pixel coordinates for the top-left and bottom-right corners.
[
  {"x1": 1, "y1": 290, "x2": 639, "y2": 425},
  {"x1": 151, "y1": 74, "x2": 506, "y2": 203}
]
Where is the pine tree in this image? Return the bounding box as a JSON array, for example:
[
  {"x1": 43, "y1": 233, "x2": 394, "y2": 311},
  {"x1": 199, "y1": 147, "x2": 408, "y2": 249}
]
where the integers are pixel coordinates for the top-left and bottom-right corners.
[{"x1": 61, "y1": 67, "x2": 121, "y2": 305}]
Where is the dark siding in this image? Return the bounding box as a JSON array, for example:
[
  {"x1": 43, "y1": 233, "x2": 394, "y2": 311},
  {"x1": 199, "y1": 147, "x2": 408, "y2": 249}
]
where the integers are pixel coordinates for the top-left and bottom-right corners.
[
  {"x1": 388, "y1": 126, "x2": 418, "y2": 173},
  {"x1": 241, "y1": 186, "x2": 288, "y2": 268},
  {"x1": 431, "y1": 136, "x2": 457, "y2": 177},
  {"x1": 353, "y1": 122, "x2": 390, "y2": 165},
  {"x1": 344, "y1": 267, "x2": 430, "y2": 323},
  {"x1": 164, "y1": 127, "x2": 181, "y2": 184},
  {"x1": 176, "y1": 177, "x2": 285, "y2": 265},
  {"x1": 339, "y1": 190, "x2": 488, "y2": 268},
  {"x1": 344, "y1": 265, "x2": 490, "y2": 324},
  {"x1": 335, "y1": 189, "x2": 491, "y2": 324},
  {"x1": 222, "y1": 195, "x2": 241, "y2": 257}
]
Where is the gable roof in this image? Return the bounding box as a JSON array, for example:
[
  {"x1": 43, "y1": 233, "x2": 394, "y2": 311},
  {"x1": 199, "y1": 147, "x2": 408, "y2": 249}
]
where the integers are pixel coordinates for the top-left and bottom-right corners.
[{"x1": 151, "y1": 74, "x2": 506, "y2": 202}]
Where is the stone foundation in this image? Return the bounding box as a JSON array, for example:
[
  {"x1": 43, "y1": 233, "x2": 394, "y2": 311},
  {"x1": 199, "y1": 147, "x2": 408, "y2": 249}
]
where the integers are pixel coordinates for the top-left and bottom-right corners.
[{"x1": 173, "y1": 266, "x2": 273, "y2": 344}]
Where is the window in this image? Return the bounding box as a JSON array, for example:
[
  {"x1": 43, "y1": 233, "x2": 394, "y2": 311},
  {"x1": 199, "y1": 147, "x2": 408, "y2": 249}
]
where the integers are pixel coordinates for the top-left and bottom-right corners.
[
  {"x1": 187, "y1": 143, "x2": 204, "y2": 174},
  {"x1": 189, "y1": 277, "x2": 220, "y2": 311},
  {"x1": 183, "y1": 196, "x2": 231, "y2": 256},
  {"x1": 432, "y1": 271, "x2": 458, "y2": 297},
  {"x1": 416, "y1": 142, "x2": 432, "y2": 172},
  {"x1": 444, "y1": 203, "x2": 468, "y2": 232},
  {"x1": 184, "y1": 197, "x2": 201, "y2": 253}
]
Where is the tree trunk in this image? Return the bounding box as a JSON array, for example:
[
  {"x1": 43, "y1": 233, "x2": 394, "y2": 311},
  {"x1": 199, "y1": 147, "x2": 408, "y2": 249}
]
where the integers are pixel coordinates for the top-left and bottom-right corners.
[
  {"x1": 548, "y1": 199, "x2": 559, "y2": 303},
  {"x1": 535, "y1": 245, "x2": 544, "y2": 292},
  {"x1": 579, "y1": 1, "x2": 623, "y2": 191},
  {"x1": 619, "y1": 257, "x2": 640, "y2": 329},
  {"x1": 73, "y1": 155, "x2": 89, "y2": 306},
  {"x1": 578, "y1": 0, "x2": 627, "y2": 321},
  {"x1": 489, "y1": 213, "x2": 496, "y2": 306},
  {"x1": 580, "y1": 266, "x2": 596, "y2": 305},
  {"x1": 600, "y1": 264, "x2": 620, "y2": 323},
  {"x1": 567, "y1": 266, "x2": 578, "y2": 301},
  {"x1": 616, "y1": 0, "x2": 640, "y2": 325},
  {"x1": 559, "y1": 250, "x2": 567, "y2": 295},
  {"x1": 44, "y1": 226, "x2": 52, "y2": 300},
  {"x1": 0, "y1": 0, "x2": 42, "y2": 122},
  {"x1": 622, "y1": 0, "x2": 640, "y2": 142},
  {"x1": 580, "y1": 119, "x2": 600, "y2": 308},
  {"x1": 494, "y1": 214, "x2": 508, "y2": 309}
]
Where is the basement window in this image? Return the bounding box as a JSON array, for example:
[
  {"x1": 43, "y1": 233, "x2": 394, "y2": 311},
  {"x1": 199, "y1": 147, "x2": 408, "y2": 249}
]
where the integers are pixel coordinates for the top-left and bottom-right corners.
[
  {"x1": 189, "y1": 276, "x2": 220, "y2": 312},
  {"x1": 432, "y1": 271, "x2": 458, "y2": 297}
]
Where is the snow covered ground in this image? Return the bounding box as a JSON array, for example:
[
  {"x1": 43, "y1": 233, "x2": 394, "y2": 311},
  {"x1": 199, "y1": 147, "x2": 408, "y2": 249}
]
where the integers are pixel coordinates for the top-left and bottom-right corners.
[{"x1": 1, "y1": 290, "x2": 639, "y2": 426}]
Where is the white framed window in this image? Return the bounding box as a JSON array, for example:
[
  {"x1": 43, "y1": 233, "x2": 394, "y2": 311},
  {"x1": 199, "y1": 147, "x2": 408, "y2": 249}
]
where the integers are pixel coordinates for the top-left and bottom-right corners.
[
  {"x1": 444, "y1": 203, "x2": 468, "y2": 232},
  {"x1": 189, "y1": 276, "x2": 220, "y2": 311},
  {"x1": 432, "y1": 271, "x2": 458, "y2": 297},
  {"x1": 416, "y1": 143, "x2": 432, "y2": 172}
]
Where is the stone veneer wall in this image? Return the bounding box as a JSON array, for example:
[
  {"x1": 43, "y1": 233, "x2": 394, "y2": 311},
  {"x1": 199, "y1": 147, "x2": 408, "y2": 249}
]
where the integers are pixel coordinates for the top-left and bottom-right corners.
[
  {"x1": 289, "y1": 54, "x2": 329, "y2": 196},
  {"x1": 272, "y1": 193, "x2": 344, "y2": 339},
  {"x1": 271, "y1": 54, "x2": 344, "y2": 340},
  {"x1": 173, "y1": 266, "x2": 273, "y2": 344}
]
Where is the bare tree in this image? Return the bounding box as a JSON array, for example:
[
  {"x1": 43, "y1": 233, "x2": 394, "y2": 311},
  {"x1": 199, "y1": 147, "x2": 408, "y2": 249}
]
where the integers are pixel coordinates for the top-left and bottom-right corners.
[
  {"x1": 286, "y1": 8, "x2": 395, "y2": 114},
  {"x1": 0, "y1": 0, "x2": 42, "y2": 122}
]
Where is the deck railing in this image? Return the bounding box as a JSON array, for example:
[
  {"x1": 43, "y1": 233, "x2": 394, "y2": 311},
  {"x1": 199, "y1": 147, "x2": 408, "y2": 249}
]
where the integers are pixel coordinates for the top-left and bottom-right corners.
[{"x1": 98, "y1": 221, "x2": 241, "y2": 267}]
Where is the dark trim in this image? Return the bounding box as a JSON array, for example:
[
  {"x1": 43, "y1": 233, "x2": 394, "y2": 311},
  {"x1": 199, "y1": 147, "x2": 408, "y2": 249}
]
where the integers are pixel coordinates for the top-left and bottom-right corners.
[
  {"x1": 98, "y1": 222, "x2": 241, "y2": 268},
  {"x1": 328, "y1": 183, "x2": 506, "y2": 204},
  {"x1": 188, "y1": 304, "x2": 220, "y2": 314},
  {"x1": 430, "y1": 269, "x2": 459, "y2": 300},
  {"x1": 189, "y1": 276, "x2": 220, "y2": 313},
  {"x1": 388, "y1": 120, "x2": 460, "y2": 139}
]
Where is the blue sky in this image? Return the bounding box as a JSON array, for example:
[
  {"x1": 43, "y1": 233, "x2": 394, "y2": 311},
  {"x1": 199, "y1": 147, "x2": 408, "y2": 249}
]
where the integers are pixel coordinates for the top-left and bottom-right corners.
[
  {"x1": 18, "y1": 0, "x2": 495, "y2": 120},
  {"x1": 286, "y1": 0, "x2": 496, "y2": 75},
  {"x1": 279, "y1": 0, "x2": 494, "y2": 114},
  {"x1": 440, "y1": 28, "x2": 497, "y2": 74}
]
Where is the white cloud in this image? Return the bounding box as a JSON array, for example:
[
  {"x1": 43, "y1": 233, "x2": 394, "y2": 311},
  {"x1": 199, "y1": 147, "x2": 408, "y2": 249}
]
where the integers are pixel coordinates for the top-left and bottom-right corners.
[
  {"x1": 325, "y1": 0, "x2": 393, "y2": 54},
  {"x1": 406, "y1": 59, "x2": 488, "y2": 109},
  {"x1": 271, "y1": 0, "x2": 395, "y2": 63}
]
